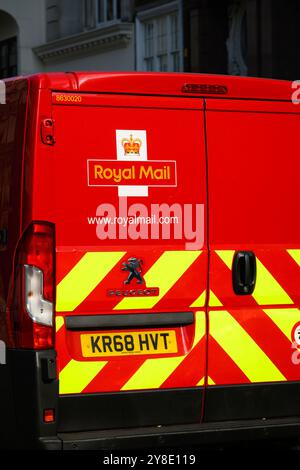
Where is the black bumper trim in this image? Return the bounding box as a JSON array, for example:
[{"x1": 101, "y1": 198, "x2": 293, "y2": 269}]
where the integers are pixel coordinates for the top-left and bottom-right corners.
[
  {"x1": 204, "y1": 381, "x2": 300, "y2": 421},
  {"x1": 55, "y1": 417, "x2": 300, "y2": 450},
  {"x1": 58, "y1": 388, "x2": 203, "y2": 432}
]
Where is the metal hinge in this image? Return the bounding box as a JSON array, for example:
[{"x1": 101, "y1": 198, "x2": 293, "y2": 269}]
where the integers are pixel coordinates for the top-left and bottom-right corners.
[{"x1": 41, "y1": 118, "x2": 55, "y2": 145}]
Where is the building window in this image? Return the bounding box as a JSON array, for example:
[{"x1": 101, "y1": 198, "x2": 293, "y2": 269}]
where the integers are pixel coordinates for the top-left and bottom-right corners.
[
  {"x1": 137, "y1": 3, "x2": 183, "y2": 72},
  {"x1": 83, "y1": 0, "x2": 96, "y2": 30},
  {"x1": 227, "y1": 1, "x2": 248, "y2": 76},
  {"x1": 83, "y1": 0, "x2": 122, "y2": 28},
  {"x1": 97, "y1": 0, "x2": 121, "y2": 24},
  {"x1": 0, "y1": 37, "x2": 17, "y2": 79}
]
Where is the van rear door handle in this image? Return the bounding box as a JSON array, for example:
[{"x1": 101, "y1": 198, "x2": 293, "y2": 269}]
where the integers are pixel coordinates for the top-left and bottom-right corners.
[{"x1": 232, "y1": 251, "x2": 256, "y2": 295}]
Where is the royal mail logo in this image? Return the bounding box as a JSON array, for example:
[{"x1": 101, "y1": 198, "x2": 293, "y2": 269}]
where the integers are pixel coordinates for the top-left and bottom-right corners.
[
  {"x1": 87, "y1": 160, "x2": 177, "y2": 187},
  {"x1": 87, "y1": 129, "x2": 177, "y2": 195},
  {"x1": 116, "y1": 130, "x2": 147, "y2": 161},
  {"x1": 122, "y1": 134, "x2": 142, "y2": 156}
]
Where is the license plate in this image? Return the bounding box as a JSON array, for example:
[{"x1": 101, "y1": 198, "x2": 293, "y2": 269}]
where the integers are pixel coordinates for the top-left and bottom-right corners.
[{"x1": 81, "y1": 330, "x2": 178, "y2": 357}]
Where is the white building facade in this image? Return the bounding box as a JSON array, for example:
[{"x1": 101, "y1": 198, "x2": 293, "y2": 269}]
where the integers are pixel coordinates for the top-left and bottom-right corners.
[
  {"x1": 0, "y1": 0, "x2": 135, "y2": 77},
  {"x1": 0, "y1": 0, "x2": 184, "y2": 78}
]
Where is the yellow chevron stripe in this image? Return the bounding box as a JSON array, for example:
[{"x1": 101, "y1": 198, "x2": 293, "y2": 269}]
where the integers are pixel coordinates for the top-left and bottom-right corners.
[
  {"x1": 210, "y1": 310, "x2": 286, "y2": 382},
  {"x1": 215, "y1": 250, "x2": 234, "y2": 269},
  {"x1": 59, "y1": 359, "x2": 107, "y2": 394},
  {"x1": 216, "y1": 250, "x2": 293, "y2": 306},
  {"x1": 122, "y1": 311, "x2": 205, "y2": 390},
  {"x1": 114, "y1": 250, "x2": 201, "y2": 310},
  {"x1": 190, "y1": 290, "x2": 206, "y2": 308},
  {"x1": 263, "y1": 308, "x2": 300, "y2": 342},
  {"x1": 287, "y1": 249, "x2": 300, "y2": 266},
  {"x1": 209, "y1": 290, "x2": 223, "y2": 307},
  {"x1": 254, "y1": 258, "x2": 293, "y2": 305},
  {"x1": 55, "y1": 315, "x2": 64, "y2": 333},
  {"x1": 121, "y1": 356, "x2": 185, "y2": 390},
  {"x1": 190, "y1": 290, "x2": 222, "y2": 308},
  {"x1": 56, "y1": 251, "x2": 125, "y2": 312},
  {"x1": 197, "y1": 376, "x2": 215, "y2": 386}
]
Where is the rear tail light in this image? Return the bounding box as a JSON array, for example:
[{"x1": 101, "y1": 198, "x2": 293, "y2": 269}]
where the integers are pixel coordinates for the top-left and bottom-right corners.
[
  {"x1": 24, "y1": 265, "x2": 53, "y2": 326},
  {"x1": 8, "y1": 222, "x2": 55, "y2": 349}
]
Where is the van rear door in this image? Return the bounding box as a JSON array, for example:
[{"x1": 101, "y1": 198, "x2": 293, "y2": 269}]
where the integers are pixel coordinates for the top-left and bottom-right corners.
[
  {"x1": 48, "y1": 92, "x2": 207, "y2": 431},
  {"x1": 204, "y1": 97, "x2": 300, "y2": 422}
]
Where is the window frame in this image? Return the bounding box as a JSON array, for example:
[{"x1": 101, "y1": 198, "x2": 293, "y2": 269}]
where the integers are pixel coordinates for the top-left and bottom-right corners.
[
  {"x1": 96, "y1": 0, "x2": 121, "y2": 25},
  {"x1": 136, "y1": 1, "x2": 183, "y2": 73}
]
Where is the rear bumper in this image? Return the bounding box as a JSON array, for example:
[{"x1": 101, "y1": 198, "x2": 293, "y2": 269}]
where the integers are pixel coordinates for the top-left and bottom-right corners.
[
  {"x1": 37, "y1": 417, "x2": 300, "y2": 450},
  {"x1": 2, "y1": 350, "x2": 300, "y2": 449}
]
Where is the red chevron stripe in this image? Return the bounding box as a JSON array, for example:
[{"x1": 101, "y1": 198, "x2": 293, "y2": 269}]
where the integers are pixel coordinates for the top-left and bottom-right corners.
[
  {"x1": 161, "y1": 338, "x2": 206, "y2": 388},
  {"x1": 56, "y1": 251, "x2": 86, "y2": 285},
  {"x1": 154, "y1": 253, "x2": 207, "y2": 310},
  {"x1": 82, "y1": 358, "x2": 146, "y2": 393},
  {"x1": 207, "y1": 336, "x2": 250, "y2": 385},
  {"x1": 55, "y1": 322, "x2": 72, "y2": 372}
]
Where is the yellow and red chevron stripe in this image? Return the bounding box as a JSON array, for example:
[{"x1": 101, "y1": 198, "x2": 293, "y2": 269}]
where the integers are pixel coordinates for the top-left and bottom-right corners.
[
  {"x1": 211, "y1": 249, "x2": 300, "y2": 308},
  {"x1": 55, "y1": 249, "x2": 208, "y2": 394},
  {"x1": 56, "y1": 250, "x2": 207, "y2": 313},
  {"x1": 56, "y1": 311, "x2": 206, "y2": 394},
  {"x1": 54, "y1": 248, "x2": 300, "y2": 394},
  {"x1": 206, "y1": 249, "x2": 300, "y2": 386}
]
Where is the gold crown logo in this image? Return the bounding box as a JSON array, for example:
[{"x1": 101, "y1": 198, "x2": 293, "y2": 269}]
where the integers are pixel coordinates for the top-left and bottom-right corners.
[{"x1": 121, "y1": 134, "x2": 142, "y2": 156}]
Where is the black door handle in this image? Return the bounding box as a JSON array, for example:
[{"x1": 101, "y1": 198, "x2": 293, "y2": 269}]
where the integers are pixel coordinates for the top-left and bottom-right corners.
[{"x1": 232, "y1": 251, "x2": 256, "y2": 295}]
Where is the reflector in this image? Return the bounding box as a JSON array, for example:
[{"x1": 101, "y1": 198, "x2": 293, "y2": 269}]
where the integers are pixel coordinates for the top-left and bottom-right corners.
[{"x1": 43, "y1": 408, "x2": 55, "y2": 423}]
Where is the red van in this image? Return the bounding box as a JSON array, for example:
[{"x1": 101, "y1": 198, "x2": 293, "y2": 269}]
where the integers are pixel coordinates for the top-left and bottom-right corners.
[{"x1": 1, "y1": 72, "x2": 300, "y2": 449}]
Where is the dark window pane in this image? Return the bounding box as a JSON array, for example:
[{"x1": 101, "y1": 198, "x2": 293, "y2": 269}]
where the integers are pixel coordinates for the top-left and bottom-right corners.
[
  {"x1": 98, "y1": 0, "x2": 105, "y2": 22},
  {"x1": 116, "y1": 0, "x2": 121, "y2": 19},
  {"x1": 0, "y1": 37, "x2": 17, "y2": 79},
  {"x1": 107, "y1": 0, "x2": 114, "y2": 21},
  {"x1": 98, "y1": 0, "x2": 120, "y2": 23}
]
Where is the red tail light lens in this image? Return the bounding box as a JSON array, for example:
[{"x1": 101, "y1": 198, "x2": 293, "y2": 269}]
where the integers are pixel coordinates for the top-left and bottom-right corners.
[{"x1": 8, "y1": 222, "x2": 55, "y2": 349}]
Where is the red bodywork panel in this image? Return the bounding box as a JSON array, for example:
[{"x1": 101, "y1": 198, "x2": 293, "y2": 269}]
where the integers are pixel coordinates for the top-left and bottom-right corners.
[
  {"x1": 46, "y1": 91, "x2": 207, "y2": 393},
  {"x1": 205, "y1": 97, "x2": 300, "y2": 410}
]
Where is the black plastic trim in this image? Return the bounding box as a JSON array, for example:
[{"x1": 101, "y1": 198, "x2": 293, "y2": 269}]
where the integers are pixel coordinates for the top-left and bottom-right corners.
[
  {"x1": 56, "y1": 417, "x2": 300, "y2": 450},
  {"x1": 65, "y1": 312, "x2": 194, "y2": 331},
  {"x1": 0, "y1": 349, "x2": 59, "y2": 449},
  {"x1": 204, "y1": 382, "x2": 300, "y2": 422},
  {"x1": 58, "y1": 388, "x2": 202, "y2": 433}
]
